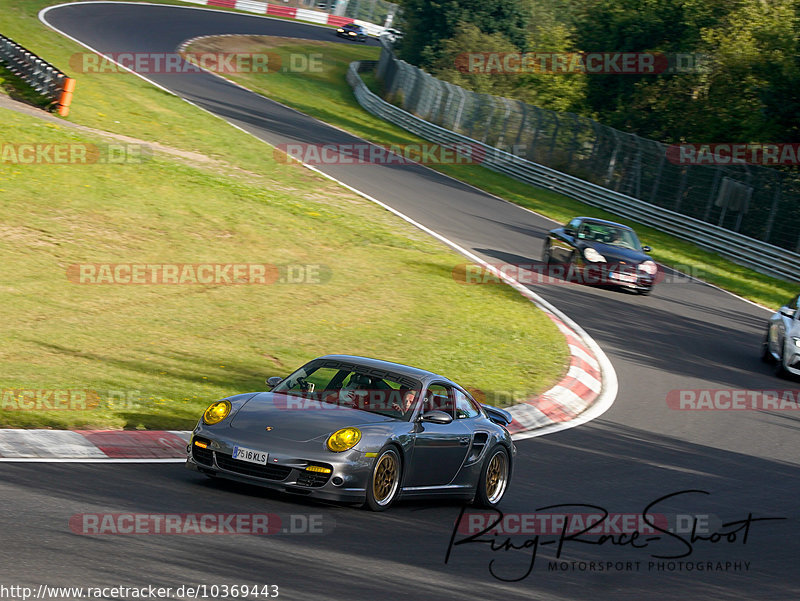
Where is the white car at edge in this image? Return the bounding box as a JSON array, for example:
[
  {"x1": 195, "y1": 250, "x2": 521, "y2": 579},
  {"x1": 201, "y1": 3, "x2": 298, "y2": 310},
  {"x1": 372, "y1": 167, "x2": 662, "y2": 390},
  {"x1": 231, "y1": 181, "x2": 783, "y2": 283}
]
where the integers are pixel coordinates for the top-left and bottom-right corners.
[{"x1": 762, "y1": 294, "x2": 800, "y2": 378}]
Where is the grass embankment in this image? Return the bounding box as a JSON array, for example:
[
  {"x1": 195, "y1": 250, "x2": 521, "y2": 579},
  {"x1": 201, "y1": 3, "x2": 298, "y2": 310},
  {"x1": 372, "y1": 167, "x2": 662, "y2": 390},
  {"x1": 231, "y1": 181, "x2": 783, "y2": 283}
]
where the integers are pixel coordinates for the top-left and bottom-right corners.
[
  {"x1": 185, "y1": 34, "x2": 796, "y2": 309},
  {"x1": 0, "y1": 2, "x2": 567, "y2": 429}
]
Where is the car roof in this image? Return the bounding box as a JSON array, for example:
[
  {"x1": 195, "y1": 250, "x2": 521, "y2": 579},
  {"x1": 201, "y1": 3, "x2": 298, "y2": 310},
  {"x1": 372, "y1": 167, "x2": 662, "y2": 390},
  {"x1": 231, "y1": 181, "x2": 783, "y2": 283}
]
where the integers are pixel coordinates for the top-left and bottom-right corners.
[
  {"x1": 575, "y1": 217, "x2": 634, "y2": 230},
  {"x1": 317, "y1": 354, "x2": 450, "y2": 383}
]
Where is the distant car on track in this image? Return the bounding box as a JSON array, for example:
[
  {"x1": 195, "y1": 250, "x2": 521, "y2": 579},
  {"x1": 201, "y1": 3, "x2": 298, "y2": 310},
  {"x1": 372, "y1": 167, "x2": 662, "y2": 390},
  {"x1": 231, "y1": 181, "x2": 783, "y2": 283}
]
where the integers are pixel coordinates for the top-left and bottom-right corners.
[
  {"x1": 380, "y1": 28, "x2": 404, "y2": 44},
  {"x1": 187, "y1": 355, "x2": 515, "y2": 511},
  {"x1": 542, "y1": 216, "x2": 657, "y2": 294},
  {"x1": 336, "y1": 23, "x2": 368, "y2": 42},
  {"x1": 762, "y1": 295, "x2": 800, "y2": 378}
]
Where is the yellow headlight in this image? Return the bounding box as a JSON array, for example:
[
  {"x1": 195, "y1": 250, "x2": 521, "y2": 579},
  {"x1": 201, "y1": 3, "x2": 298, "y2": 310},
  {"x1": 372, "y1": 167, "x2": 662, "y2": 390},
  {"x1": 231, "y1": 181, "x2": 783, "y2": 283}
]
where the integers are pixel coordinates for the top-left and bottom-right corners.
[
  {"x1": 326, "y1": 427, "x2": 361, "y2": 452},
  {"x1": 203, "y1": 400, "x2": 231, "y2": 425}
]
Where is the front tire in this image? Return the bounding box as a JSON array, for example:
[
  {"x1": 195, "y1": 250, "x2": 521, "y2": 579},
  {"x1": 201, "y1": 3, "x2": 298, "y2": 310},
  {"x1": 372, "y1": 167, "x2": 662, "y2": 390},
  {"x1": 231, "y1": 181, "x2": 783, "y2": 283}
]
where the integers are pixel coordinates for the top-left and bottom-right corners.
[
  {"x1": 775, "y1": 347, "x2": 790, "y2": 379},
  {"x1": 761, "y1": 332, "x2": 776, "y2": 363},
  {"x1": 474, "y1": 446, "x2": 509, "y2": 508},
  {"x1": 365, "y1": 446, "x2": 402, "y2": 511}
]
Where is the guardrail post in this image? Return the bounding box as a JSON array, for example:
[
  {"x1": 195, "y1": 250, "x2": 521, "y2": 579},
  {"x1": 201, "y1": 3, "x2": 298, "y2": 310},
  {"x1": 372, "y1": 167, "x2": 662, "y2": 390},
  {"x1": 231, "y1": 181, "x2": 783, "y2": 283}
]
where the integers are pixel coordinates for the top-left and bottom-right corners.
[
  {"x1": 763, "y1": 183, "x2": 782, "y2": 243},
  {"x1": 649, "y1": 152, "x2": 665, "y2": 204},
  {"x1": 703, "y1": 168, "x2": 722, "y2": 221},
  {"x1": 604, "y1": 129, "x2": 621, "y2": 188},
  {"x1": 481, "y1": 96, "x2": 497, "y2": 143},
  {"x1": 513, "y1": 102, "x2": 527, "y2": 154}
]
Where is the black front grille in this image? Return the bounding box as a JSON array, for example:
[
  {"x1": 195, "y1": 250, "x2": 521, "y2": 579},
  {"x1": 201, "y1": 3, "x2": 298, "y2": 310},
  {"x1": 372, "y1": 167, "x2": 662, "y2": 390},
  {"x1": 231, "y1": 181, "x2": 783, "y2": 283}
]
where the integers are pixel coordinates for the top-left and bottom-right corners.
[
  {"x1": 192, "y1": 439, "x2": 214, "y2": 466},
  {"x1": 215, "y1": 453, "x2": 293, "y2": 481},
  {"x1": 296, "y1": 470, "x2": 331, "y2": 488}
]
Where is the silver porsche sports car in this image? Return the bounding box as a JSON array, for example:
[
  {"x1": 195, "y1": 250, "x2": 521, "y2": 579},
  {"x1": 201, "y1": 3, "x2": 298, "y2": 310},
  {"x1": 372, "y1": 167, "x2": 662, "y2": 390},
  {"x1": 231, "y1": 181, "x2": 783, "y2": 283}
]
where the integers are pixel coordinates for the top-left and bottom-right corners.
[
  {"x1": 762, "y1": 294, "x2": 800, "y2": 378},
  {"x1": 187, "y1": 355, "x2": 516, "y2": 511}
]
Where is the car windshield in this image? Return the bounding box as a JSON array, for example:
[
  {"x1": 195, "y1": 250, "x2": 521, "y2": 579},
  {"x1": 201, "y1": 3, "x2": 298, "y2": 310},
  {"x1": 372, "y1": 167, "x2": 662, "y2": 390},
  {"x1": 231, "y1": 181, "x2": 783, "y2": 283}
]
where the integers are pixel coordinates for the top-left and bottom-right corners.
[
  {"x1": 578, "y1": 222, "x2": 642, "y2": 250},
  {"x1": 271, "y1": 362, "x2": 421, "y2": 420}
]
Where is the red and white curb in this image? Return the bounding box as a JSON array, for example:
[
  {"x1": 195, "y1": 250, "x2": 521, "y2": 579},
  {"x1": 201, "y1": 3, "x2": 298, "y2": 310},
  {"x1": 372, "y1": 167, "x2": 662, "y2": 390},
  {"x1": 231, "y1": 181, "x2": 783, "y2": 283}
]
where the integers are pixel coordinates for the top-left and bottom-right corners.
[
  {"x1": 0, "y1": 310, "x2": 611, "y2": 460},
  {"x1": 0, "y1": 430, "x2": 190, "y2": 461},
  {"x1": 0, "y1": 309, "x2": 610, "y2": 460},
  {"x1": 505, "y1": 318, "x2": 602, "y2": 435},
  {"x1": 176, "y1": 0, "x2": 386, "y2": 36}
]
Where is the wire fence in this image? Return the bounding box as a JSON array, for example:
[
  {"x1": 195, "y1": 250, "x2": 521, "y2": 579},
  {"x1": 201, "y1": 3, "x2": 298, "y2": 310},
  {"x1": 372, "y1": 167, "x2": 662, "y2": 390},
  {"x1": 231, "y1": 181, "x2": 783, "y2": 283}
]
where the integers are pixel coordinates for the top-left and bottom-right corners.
[{"x1": 376, "y1": 44, "x2": 800, "y2": 254}]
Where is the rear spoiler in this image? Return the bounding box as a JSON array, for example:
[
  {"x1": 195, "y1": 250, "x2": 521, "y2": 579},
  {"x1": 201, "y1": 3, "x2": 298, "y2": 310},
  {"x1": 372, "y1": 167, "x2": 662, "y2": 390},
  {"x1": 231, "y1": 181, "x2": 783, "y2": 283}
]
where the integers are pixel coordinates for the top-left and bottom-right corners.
[{"x1": 482, "y1": 404, "x2": 513, "y2": 427}]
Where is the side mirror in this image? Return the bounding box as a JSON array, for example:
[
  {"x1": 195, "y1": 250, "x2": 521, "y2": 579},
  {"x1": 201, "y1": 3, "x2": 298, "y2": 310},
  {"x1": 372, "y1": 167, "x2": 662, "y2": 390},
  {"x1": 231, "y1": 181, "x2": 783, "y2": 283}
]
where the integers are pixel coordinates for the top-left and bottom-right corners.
[
  {"x1": 642, "y1": 245, "x2": 651, "y2": 253},
  {"x1": 266, "y1": 376, "x2": 283, "y2": 389},
  {"x1": 779, "y1": 306, "x2": 795, "y2": 319},
  {"x1": 419, "y1": 410, "x2": 453, "y2": 424}
]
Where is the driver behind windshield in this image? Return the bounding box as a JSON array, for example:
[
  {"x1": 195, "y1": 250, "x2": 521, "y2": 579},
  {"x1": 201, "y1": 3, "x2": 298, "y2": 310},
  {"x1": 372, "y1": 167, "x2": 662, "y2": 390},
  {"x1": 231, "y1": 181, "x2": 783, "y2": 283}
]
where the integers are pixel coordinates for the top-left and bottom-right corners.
[
  {"x1": 339, "y1": 372, "x2": 373, "y2": 407},
  {"x1": 391, "y1": 387, "x2": 417, "y2": 416}
]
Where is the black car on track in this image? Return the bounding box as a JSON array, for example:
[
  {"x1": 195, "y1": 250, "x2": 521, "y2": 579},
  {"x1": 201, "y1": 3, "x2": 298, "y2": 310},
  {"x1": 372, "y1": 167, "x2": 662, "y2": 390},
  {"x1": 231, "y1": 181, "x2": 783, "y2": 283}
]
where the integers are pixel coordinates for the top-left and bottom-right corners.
[
  {"x1": 336, "y1": 23, "x2": 368, "y2": 42},
  {"x1": 542, "y1": 217, "x2": 658, "y2": 294}
]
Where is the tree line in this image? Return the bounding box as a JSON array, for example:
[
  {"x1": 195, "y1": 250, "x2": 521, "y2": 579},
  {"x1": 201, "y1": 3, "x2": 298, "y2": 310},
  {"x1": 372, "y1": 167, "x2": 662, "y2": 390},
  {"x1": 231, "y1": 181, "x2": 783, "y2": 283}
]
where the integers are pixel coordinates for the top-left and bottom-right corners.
[{"x1": 394, "y1": 0, "x2": 800, "y2": 146}]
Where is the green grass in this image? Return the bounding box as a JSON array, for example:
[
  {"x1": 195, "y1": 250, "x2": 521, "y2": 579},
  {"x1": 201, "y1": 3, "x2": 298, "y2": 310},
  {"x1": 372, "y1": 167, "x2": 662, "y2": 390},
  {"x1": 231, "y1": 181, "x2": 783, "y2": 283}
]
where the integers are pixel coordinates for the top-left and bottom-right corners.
[
  {"x1": 0, "y1": 3, "x2": 568, "y2": 429},
  {"x1": 185, "y1": 34, "x2": 797, "y2": 310}
]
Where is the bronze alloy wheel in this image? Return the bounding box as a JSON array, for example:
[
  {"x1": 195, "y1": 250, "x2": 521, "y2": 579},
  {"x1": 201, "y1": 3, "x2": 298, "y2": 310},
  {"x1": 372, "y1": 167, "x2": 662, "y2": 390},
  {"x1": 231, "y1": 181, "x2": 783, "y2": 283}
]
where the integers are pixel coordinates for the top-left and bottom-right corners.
[
  {"x1": 372, "y1": 450, "x2": 400, "y2": 506},
  {"x1": 484, "y1": 449, "x2": 508, "y2": 505}
]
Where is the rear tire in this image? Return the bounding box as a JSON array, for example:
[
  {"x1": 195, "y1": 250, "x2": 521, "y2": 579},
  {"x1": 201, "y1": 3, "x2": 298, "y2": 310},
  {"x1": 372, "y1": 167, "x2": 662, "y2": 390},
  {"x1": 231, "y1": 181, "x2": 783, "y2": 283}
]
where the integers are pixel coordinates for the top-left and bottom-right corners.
[
  {"x1": 474, "y1": 446, "x2": 509, "y2": 508},
  {"x1": 542, "y1": 241, "x2": 552, "y2": 266},
  {"x1": 567, "y1": 251, "x2": 581, "y2": 284},
  {"x1": 365, "y1": 446, "x2": 402, "y2": 511}
]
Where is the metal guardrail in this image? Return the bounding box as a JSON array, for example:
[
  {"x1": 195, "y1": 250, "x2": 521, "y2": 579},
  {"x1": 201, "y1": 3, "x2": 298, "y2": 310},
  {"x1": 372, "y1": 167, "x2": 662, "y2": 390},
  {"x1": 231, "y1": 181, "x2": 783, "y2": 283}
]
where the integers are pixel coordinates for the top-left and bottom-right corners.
[
  {"x1": 0, "y1": 33, "x2": 74, "y2": 114},
  {"x1": 347, "y1": 60, "x2": 800, "y2": 283}
]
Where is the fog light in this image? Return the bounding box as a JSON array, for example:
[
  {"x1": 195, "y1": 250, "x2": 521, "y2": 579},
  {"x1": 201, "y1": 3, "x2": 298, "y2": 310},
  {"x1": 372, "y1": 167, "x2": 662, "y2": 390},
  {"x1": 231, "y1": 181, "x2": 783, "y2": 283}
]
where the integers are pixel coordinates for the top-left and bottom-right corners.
[{"x1": 306, "y1": 465, "x2": 332, "y2": 474}]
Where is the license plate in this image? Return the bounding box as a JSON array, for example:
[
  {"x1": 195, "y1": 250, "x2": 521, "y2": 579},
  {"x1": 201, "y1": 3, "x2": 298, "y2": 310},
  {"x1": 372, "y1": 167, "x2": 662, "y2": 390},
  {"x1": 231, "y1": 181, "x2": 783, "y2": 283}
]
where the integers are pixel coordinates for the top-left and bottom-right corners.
[
  {"x1": 232, "y1": 446, "x2": 268, "y2": 465},
  {"x1": 611, "y1": 272, "x2": 636, "y2": 283}
]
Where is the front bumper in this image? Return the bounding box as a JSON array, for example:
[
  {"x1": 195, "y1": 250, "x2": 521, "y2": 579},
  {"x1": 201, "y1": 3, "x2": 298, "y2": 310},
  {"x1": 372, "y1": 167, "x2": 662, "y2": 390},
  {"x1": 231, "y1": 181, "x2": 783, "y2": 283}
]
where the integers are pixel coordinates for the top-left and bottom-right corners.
[
  {"x1": 782, "y1": 348, "x2": 800, "y2": 375},
  {"x1": 186, "y1": 431, "x2": 372, "y2": 504}
]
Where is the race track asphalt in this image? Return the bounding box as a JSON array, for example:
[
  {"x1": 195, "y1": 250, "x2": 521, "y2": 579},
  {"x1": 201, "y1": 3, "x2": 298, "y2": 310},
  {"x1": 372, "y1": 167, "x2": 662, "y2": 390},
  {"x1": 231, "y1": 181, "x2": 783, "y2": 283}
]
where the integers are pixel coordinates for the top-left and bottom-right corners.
[{"x1": 1, "y1": 4, "x2": 795, "y2": 599}]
